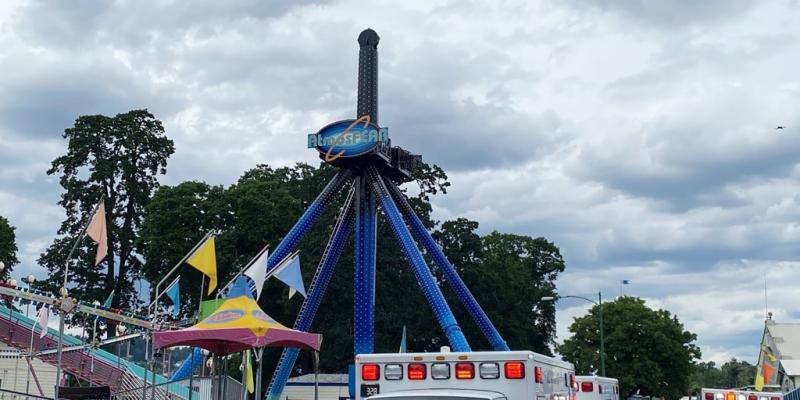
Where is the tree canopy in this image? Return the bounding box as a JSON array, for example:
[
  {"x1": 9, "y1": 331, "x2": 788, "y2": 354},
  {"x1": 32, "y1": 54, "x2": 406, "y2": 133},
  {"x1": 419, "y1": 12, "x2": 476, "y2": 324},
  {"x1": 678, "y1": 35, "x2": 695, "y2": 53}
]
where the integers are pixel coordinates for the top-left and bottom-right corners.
[
  {"x1": 557, "y1": 296, "x2": 701, "y2": 400},
  {"x1": 0, "y1": 215, "x2": 18, "y2": 280},
  {"x1": 38, "y1": 109, "x2": 175, "y2": 319},
  {"x1": 690, "y1": 359, "x2": 757, "y2": 393}
]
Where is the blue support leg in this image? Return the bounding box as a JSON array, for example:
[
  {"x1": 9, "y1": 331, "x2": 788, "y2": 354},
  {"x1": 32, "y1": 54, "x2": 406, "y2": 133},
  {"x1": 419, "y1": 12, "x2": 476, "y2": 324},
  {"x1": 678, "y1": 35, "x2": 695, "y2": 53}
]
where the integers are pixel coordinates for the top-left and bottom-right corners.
[
  {"x1": 365, "y1": 166, "x2": 471, "y2": 352},
  {"x1": 354, "y1": 175, "x2": 377, "y2": 355},
  {"x1": 385, "y1": 178, "x2": 510, "y2": 351},
  {"x1": 266, "y1": 169, "x2": 353, "y2": 272},
  {"x1": 266, "y1": 186, "x2": 357, "y2": 400}
]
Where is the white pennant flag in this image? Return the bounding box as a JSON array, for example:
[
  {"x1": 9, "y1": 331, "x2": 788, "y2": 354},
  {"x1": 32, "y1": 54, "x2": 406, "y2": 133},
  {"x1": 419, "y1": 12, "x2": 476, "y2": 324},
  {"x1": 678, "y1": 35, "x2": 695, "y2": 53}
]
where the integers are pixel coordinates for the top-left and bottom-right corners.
[
  {"x1": 243, "y1": 249, "x2": 269, "y2": 300},
  {"x1": 36, "y1": 307, "x2": 49, "y2": 338}
]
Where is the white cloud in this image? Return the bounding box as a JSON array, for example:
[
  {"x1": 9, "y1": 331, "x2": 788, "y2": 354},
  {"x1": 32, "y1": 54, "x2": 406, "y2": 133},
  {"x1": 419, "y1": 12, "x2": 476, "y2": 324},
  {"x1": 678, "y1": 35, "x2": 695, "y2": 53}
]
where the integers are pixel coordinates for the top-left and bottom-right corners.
[{"x1": 1, "y1": 0, "x2": 800, "y2": 363}]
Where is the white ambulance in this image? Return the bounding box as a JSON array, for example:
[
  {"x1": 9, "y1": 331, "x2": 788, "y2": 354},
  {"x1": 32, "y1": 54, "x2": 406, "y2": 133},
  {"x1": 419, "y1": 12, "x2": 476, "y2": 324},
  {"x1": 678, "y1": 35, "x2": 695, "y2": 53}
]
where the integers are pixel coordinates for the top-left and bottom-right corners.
[
  {"x1": 355, "y1": 349, "x2": 576, "y2": 400},
  {"x1": 701, "y1": 389, "x2": 783, "y2": 400},
  {"x1": 575, "y1": 376, "x2": 619, "y2": 400}
]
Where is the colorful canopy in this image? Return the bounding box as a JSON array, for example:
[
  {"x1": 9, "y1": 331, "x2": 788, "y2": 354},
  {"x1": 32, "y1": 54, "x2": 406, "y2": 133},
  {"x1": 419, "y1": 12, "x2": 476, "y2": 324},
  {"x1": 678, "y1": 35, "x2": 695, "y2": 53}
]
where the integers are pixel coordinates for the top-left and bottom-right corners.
[{"x1": 154, "y1": 277, "x2": 321, "y2": 355}]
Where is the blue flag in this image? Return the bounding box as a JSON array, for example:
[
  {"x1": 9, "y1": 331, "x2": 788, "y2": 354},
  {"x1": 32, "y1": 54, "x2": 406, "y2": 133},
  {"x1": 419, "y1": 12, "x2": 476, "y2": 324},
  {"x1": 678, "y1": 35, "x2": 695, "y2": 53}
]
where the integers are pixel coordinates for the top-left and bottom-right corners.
[
  {"x1": 274, "y1": 255, "x2": 306, "y2": 298},
  {"x1": 102, "y1": 290, "x2": 115, "y2": 308},
  {"x1": 165, "y1": 276, "x2": 181, "y2": 317}
]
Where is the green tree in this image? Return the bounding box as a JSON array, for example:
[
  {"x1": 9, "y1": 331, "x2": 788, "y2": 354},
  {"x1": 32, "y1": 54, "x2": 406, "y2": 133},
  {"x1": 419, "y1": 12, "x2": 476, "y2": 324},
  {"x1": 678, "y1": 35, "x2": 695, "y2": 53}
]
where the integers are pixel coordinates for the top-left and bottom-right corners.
[
  {"x1": 690, "y1": 361, "x2": 723, "y2": 393},
  {"x1": 689, "y1": 359, "x2": 757, "y2": 392},
  {"x1": 558, "y1": 296, "x2": 701, "y2": 400},
  {"x1": 0, "y1": 216, "x2": 19, "y2": 280},
  {"x1": 38, "y1": 109, "x2": 175, "y2": 321},
  {"x1": 719, "y1": 358, "x2": 757, "y2": 389},
  {"x1": 433, "y1": 223, "x2": 563, "y2": 353}
]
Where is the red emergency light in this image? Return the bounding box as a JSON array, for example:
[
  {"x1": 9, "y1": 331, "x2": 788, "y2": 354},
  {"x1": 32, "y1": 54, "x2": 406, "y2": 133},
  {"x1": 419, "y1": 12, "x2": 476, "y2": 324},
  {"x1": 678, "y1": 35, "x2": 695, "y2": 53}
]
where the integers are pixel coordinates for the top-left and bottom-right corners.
[
  {"x1": 408, "y1": 363, "x2": 426, "y2": 380},
  {"x1": 504, "y1": 362, "x2": 525, "y2": 379},
  {"x1": 455, "y1": 363, "x2": 474, "y2": 379},
  {"x1": 362, "y1": 364, "x2": 379, "y2": 381}
]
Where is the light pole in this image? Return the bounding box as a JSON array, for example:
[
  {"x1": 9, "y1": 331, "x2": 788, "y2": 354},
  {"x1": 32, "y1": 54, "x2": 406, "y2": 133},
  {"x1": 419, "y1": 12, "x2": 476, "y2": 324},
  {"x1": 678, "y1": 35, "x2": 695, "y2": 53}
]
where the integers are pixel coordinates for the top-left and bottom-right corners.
[
  {"x1": 25, "y1": 274, "x2": 35, "y2": 395},
  {"x1": 542, "y1": 292, "x2": 605, "y2": 376}
]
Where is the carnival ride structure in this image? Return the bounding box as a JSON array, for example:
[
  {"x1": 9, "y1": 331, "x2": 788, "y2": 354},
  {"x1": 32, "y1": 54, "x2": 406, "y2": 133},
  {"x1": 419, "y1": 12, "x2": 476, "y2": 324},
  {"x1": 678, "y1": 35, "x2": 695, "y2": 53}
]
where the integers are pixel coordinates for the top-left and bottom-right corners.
[{"x1": 261, "y1": 28, "x2": 511, "y2": 400}]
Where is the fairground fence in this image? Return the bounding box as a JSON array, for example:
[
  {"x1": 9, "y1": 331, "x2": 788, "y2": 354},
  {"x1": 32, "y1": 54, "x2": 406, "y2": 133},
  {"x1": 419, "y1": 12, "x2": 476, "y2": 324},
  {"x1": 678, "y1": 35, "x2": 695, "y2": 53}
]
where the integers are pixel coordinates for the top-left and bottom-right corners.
[
  {"x1": 111, "y1": 376, "x2": 244, "y2": 400},
  {"x1": 785, "y1": 386, "x2": 800, "y2": 400}
]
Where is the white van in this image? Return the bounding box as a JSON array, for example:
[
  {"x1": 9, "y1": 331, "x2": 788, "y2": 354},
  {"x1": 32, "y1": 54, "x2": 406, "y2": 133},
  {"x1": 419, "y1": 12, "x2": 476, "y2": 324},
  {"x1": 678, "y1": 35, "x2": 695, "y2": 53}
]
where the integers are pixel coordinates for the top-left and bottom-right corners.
[{"x1": 575, "y1": 376, "x2": 619, "y2": 400}]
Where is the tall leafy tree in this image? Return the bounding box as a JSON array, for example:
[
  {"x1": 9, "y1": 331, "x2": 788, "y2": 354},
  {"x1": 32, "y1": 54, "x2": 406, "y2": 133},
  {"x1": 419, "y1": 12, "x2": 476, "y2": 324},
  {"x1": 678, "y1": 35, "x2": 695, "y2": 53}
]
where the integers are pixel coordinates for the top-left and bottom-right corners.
[
  {"x1": 452, "y1": 231, "x2": 563, "y2": 353},
  {"x1": 38, "y1": 109, "x2": 175, "y2": 316},
  {"x1": 690, "y1": 359, "x2": 757, "y2": 392},
  {"x1": 0, "y1": 216, "x2": 19, "y2": 281},
  {"x1": 558, "y1": 296, "x2": 701, "y2": 400}
]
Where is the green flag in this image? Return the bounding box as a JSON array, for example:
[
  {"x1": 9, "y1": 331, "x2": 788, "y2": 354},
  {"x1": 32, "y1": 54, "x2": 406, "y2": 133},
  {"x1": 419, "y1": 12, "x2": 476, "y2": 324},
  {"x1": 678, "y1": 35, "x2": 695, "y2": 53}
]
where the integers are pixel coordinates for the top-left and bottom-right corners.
[
  {"x1": 399, "y1": 326, "x2": 407, "y2": 353},
  {"x1": 199, "y1": 299, "x2": 223, "y2": 320}
]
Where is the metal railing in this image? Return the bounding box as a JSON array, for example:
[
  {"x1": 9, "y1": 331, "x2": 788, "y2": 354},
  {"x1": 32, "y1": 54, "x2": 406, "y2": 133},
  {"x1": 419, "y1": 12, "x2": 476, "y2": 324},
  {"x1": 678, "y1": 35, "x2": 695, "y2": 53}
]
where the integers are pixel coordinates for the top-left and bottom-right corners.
[
  {"x1": 786, "y1": 386, "x2": 799, "y2": 400},
  {"x1": 111, "y1": 376, "x2": 243, "y2": 400}
]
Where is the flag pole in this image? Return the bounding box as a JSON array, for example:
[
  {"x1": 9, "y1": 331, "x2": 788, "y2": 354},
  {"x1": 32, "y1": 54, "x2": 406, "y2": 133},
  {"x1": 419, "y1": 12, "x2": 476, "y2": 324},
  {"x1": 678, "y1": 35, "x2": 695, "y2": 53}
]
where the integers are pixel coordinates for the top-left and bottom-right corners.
[
  {"x1": 147, "y1": 231, "x2": 214, "y2": 400},
  {"x1": 55, "y1": 196, "x2": 104, "y2": 400},
  {"x1": 150, "y1": 231, "x2": 214, "y2": 311}
]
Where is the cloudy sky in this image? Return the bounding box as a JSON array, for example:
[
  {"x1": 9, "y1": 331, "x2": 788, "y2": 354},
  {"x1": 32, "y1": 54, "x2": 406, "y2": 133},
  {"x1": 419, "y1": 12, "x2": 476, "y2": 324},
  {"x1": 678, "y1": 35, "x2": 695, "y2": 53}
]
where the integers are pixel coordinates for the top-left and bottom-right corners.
[{"x1": 2, "y1": 0, "x2": 800, "y2": 364}]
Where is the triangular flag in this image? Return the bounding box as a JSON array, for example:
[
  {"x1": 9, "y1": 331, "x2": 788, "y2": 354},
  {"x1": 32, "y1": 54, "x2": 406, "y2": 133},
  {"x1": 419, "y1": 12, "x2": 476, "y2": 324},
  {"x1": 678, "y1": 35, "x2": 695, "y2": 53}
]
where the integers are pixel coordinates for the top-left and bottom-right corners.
[
  {"x1": 762, "y1": 345, "x2": 778, "y2": 362},
  {"x1": 102, "y1": 290, "x2": 115, "y2": 308},
  {"x1": 399, "y1": 326, "x2": 407, "y2": 353},
  {"x1": 243, "y1": 249, "x2": 269, "y2": 300},
  {"x1": 85, "y1": 202, "x2": 108, "y2": 266},
  {"x1": 165, "y1": 277, "x2": 180, "y2": 317},
  {"x1": 37, "y1": 307, "x2": 49, "y2": 338},
  {"x1": 274, "y1": 255, "x2": 306, "y2": 298},
  {"x1": 187, "y1": 236, "x2": 217, "y2": 295},
  {"x1": 245, "y1": 350, "x2": 254, "y2": 393},
  {"x1": 763, "y1": 363, "x2": 775, "y2": 383}
]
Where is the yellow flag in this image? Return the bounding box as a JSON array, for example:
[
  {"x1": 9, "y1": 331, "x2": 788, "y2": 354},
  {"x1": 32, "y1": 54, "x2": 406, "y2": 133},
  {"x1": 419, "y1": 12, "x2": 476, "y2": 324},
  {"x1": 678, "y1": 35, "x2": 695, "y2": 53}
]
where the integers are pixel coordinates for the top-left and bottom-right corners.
[
  {"x1": 187, "y1": 236, "x2": 217, "y2": 295},
  {"x1": 245, "y1": 350, "x2": 254, "y2": 393},
  {"x1": 755, "y1": 375, "x2": 764, "y2": 391}
]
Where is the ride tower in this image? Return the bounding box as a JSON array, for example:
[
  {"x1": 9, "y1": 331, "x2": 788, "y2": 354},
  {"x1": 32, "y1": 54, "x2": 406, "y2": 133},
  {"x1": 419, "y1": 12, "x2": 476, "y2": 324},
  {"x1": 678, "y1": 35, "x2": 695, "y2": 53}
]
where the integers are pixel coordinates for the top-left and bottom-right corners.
[{"x1": 265, "y1": 29, "x2": 510, "y2": 400}]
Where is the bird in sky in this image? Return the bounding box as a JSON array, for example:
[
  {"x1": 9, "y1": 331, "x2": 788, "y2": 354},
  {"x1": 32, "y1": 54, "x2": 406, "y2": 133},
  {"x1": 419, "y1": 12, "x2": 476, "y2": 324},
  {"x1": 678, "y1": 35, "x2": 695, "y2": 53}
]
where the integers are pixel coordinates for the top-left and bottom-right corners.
[{"x1": 775, "y1": 126, "x2": 785, "y2": 130}]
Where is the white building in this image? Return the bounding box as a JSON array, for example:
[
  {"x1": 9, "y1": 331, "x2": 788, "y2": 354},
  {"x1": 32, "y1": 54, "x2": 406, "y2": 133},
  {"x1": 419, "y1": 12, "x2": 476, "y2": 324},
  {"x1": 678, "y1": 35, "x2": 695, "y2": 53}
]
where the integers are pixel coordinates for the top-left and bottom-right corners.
[
  {"x1": 757, "y1": 318, "x2": 800, "y2": 392},
  {"x1": 281, "y1": 373, "x2": 349, "y2": 400},
  {"x1": 0, "y1": 342, "x2": 57, "y2": 398}
]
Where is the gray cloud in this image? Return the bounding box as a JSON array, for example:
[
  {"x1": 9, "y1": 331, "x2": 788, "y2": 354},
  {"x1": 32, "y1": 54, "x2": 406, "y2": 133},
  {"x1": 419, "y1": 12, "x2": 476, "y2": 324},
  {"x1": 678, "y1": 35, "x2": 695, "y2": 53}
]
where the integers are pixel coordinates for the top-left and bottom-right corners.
[
  {"x1": 566, "y1": 0, "x2": 756, "y2": 28},
  {"x1": 1, "y1": 0, "x2": 800, "y2": 364}
]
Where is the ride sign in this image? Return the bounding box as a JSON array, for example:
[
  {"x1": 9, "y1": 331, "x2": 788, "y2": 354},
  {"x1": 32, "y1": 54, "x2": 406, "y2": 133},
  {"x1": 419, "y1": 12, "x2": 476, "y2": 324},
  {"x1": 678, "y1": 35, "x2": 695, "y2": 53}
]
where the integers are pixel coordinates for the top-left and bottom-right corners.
[{"x1": 308, "y1": 115, "x2": 389, "y2": 162}]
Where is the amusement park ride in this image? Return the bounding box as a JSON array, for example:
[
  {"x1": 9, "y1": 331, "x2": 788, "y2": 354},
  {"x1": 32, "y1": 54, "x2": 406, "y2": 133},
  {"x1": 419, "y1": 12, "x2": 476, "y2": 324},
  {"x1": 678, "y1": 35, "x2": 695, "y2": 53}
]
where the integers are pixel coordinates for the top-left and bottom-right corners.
[
  {"x1": 262, "y1": 28, "x2": 511, "y2": 400},
  {"x1": 0, "y1": 28, "x2": 513, "y2": 400}
]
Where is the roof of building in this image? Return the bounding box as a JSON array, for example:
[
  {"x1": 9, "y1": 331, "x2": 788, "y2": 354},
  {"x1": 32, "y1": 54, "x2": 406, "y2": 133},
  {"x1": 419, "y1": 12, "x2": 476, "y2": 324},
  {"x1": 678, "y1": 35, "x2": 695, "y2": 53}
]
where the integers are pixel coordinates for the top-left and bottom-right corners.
[
  {"x1": 287, "y1": 373, "x2": 349, "y2": 384},
  {"x1": 767, "y1": 322, "x2": 800, "y2": 361},
  {"x1": 780, "y1": 360, "x2": 800, "y2": 376}
]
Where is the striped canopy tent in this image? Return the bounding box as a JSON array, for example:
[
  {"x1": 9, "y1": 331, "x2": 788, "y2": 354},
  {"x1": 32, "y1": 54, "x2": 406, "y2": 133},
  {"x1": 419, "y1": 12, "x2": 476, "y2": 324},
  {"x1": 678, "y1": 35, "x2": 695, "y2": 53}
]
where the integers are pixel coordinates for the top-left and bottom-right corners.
[{"x1": 154, "y1": 276, "x2": 321, "y2": 355}]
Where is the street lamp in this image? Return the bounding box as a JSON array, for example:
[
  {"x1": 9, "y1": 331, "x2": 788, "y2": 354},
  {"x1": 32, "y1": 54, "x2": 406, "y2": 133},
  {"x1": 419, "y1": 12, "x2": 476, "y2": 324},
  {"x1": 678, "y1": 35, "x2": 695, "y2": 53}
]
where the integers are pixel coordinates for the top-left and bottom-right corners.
[
  {"x1": 542, "y1": 292, "x2": 606, "y2": 376},
  {"x1": 24, "y1": 274, "x2": 35, "y2": 394}
]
